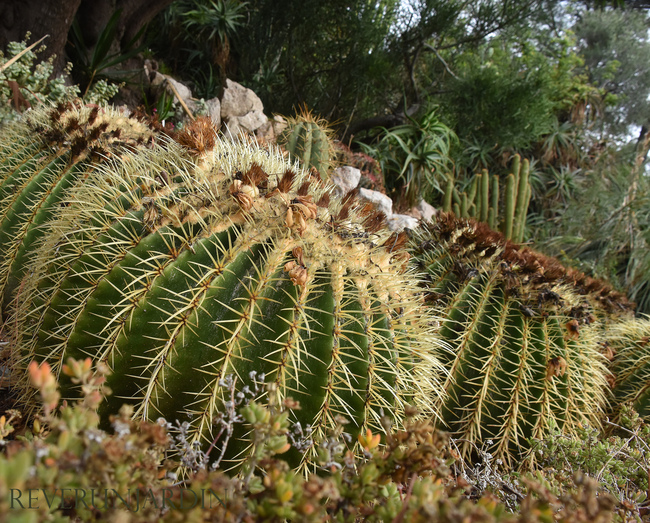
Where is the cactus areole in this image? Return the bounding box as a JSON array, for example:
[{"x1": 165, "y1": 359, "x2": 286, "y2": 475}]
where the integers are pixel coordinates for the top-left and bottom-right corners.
[{"x1": 0, "y1": 103, "x2": 443, "y2": 471}]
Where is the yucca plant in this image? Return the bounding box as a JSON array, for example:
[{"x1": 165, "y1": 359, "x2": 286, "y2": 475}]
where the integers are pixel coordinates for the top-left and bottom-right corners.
[
  {"x1": 359, "y1": 107, "x2": 456, "y2": 209},
  {"x1": 0, "y1": 103, "x2": 444, "y2": 473},
  {"x1": 411, "y1": 213, "x2": 633, "y2": 467},
  {"x1": 66, "y1": 9, "x2": 145, "y2": 97}
]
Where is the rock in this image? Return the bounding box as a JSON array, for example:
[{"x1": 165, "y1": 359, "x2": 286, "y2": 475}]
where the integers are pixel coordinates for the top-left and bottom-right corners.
[
  {"x1": 255, "y1": 115, "x2": 287, "y2": 143},
  {"x1": 205, "y1": 97, "x2": 221, "y2": 128},
  {"x1": 331, "y1": 166, "x2": 361, "y2": 198},
  {"x1": 271, "y1": 115, "x2": 288, "y2": 137},
  {"x1": 220, "y1": 79, "x2": 268, "y2": 137},
  {"x1": 220, "y1": 79, "x2": 264, "y2": 118},
  {"x1": 165, "y1": 76, "x2": 192, "y2": 103},
  {"x1": 358, "y1": 188, "x2": 393, "y2": 216},
  {"x1": 407, "y1": 199, "x2": 438, "y2": 223},
  {"x1": 224, "y1": 110, "x2": 268, "y2": 137},
  {"x1": 387, "y1": 214, "x2": 419, "y2": 232},
  {"x1": 149, "y1": 70, "x2": 193, "y2": 104}
]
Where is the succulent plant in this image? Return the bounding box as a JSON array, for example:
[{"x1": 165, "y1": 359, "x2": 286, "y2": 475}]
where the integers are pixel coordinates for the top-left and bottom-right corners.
[
  {"x1": 443, "y1": 155, "x2": 531, "y2": 242},
  {"x1": 410, "y1": 213, "x2": 632, "y2": 467},
  {"x1": 607, "y1": 317, "x2": 650, "y2": 418},
  {"x1": 277, "y1": 110, "x2": 336, "y2": 179},
  {"x1": 1, "y1": 103, "x2": 444, "y2": 473}
]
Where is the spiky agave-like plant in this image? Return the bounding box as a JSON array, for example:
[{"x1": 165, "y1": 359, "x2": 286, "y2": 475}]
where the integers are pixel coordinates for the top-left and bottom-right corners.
[
  {"x1": 2, "y1": 104, "x2": 445, "y2": 472},
  {"x1": 410, "y1": 213, "x2": 633, "y2": 468},
  {"x1": 607, "y1": 317, "x2": 650, "y2": 418}
]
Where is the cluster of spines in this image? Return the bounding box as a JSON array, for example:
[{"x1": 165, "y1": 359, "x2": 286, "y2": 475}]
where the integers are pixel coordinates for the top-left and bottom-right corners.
[
  {"x1": 0, "y1": 102, "x2": 154, "y2": 307},
  {"x1": 606, "y1": 317, "x2": 650, "y2": 418},
  {"x1": 3, "y1": 106, "x2": 444, "y2": 474}
]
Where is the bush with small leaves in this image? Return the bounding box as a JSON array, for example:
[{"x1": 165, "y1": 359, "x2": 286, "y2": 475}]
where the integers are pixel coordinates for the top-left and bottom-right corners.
[
  {"x1": 0, "y1": 36, "x2": 119, "y2": 124},
  {"x1": 0, "y1": 361, "x2": 622, "y2": 521}
]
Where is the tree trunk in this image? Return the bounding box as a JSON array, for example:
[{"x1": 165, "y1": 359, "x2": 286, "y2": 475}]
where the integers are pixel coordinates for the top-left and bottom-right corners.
[
  {"x1": 76, "y1": 0, "x2": 175, "y2": 51},
  {"x1": 0, "y1": 0, "x2": 174, "y2": 75},
  {"x1": 0, "y1": 0, "x2": 81, "y2": 73}
]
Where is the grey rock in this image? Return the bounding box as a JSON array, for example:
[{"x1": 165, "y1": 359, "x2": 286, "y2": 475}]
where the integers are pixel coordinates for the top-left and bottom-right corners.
[
  {"x1": 205, "y1": 97, "x2": 221, "y2": 128},
  {"x1": 407, "y1": 199, "x2": 438, "y2": 223},
  {"x1": 331, "y1": 166, "x2": 361, "y2": 198},
  {"x1": 387, "y1": 214, "x2": 419, "y2": 232},
  {"x1": 255, "y1": 115, "x2": 287, "y2": 142},
  {"x1": 220, "y1": 79, "x2": 268, "y2": 137},
  {"x1": 220, "y1": 79, "x2": 264, "y2": 119},
  {"x1": 271, "y1": 115, "x2": 288, "y2": 140},
  {"x1": 358, "y1": 188, "x2": 393, "y2": 216},
  {"x1": 223, "y1": 111, "x2": 268, "y2": 138},
  {"x1": 149, "y1": 71, "x2": 192, "y2": 104},
  {"x1": 239, "y1": 110, "x2": 268, "y2": 132}
]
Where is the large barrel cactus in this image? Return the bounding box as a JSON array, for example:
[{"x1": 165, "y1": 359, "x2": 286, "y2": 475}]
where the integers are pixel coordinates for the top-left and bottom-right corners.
[
  {"x1": 1, "y1": 103, "x2": 444, "y2": 471},
  {"x1": 411, "y1": 213, "x2": 633, "y2": 467}
]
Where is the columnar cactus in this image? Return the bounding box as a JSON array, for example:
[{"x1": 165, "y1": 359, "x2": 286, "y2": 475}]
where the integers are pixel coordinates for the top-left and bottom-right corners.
[
  {"x1": 278, "y1": 111, "x2": 336, "y2": 179},
  {"x1": 1, "y1": 104, "x2": 445, "y2": 472},
  {"x1": 411, "y1": 213, "x2": 632, "y2": 467},
  {"x1": 607, "y1": 317, "x2": 650, "y2": 418},
  {"x1": 443, "y1": 155, "x2": 532, "y2": 242}
]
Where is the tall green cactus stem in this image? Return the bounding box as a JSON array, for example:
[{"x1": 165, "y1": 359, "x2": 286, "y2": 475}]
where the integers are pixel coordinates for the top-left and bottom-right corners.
[
  {"x1": 504, "y1": 173, "x2": 516, "y2": 240},
  {"x1": 448, "y1": 156, "x2": 530, "y2": 241},
  {"x1": 2, "y1": 105, "x2": 445, "y2": 473},
  {"x1": 278, "y1": 111, "x2": 336, "y2": 179},
  {"x1": 479, "y1": 169, "x2": 489, "y2": 223},
  {"x1": 489, "y1": 174, "x2": 499, "y2": 230},
  {"x1": 513, "y1": 158, "x2": 530, "y2": 243},
  {"x1": 443, "y1": 177, "x2": 454, "y2": 213},
  {"x1": 607, "y1": 317, "x2": 650, "y2": 418},
  {"x1": 411, "y1": 213, "x2": 632, "y2": 467}
]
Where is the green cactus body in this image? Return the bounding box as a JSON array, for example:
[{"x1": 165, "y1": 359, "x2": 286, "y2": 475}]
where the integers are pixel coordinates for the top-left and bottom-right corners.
[
  {"x1": 3, "y1": 105, "x2": 444, "y2": 473},
  {"x1": 411, "y1": 213, "x2": 629, "y2": 467},
  {"x1": 489, "y1": 174, "x2": 499, "y2": 230},
  {"x1": 278, "y1": 112, "x2": 336, "y2": 179},
  {"x1": 479, "y1": 169, "x2": 489, "y2": 223},
  {"x1": 608, "y1": 318, "x2": 650, "y2": 417},
  {"x1": 443, "y1": 177, "x2": 454, "y2": 213},
  {"x1": 0, "y1": 104, "x2": 154, "y2": 304},
  {"x1": 513, "y1": 159, "x2": 530, "y2": 243}
]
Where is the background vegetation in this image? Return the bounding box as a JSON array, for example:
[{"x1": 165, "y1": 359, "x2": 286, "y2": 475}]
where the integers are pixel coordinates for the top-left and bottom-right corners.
[{"x1": 144, "y1": 0, "x2": 650, "y2": 313}]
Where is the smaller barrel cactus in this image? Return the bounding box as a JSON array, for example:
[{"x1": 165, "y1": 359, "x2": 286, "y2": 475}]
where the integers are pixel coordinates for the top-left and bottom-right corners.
[
  {"x1": 607, "y1": 317, "x2": 650, "y2": 418},
  {"x1": 277, "y1": 110, "x2": 336, "y2": 179},
  {"x1": 411, "y1": 213, "x2": 632, "y2": 467}
]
